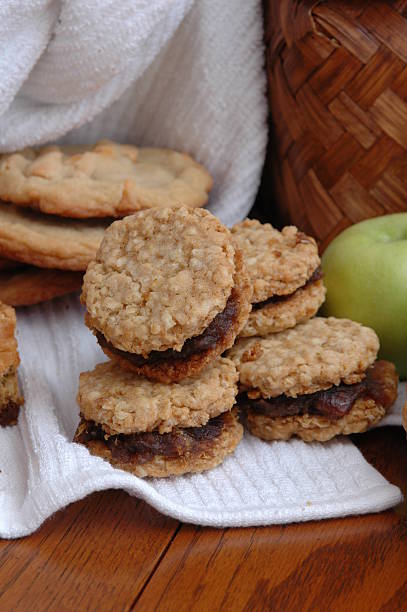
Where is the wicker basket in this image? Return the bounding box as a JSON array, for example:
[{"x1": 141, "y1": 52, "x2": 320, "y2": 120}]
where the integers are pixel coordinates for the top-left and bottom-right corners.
[{"x1": 266, "y1": 0, "x2": 407, "y2": 250}]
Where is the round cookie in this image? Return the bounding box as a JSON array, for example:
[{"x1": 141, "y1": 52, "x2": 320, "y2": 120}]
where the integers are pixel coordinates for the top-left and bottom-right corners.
[
  {"x1": 83, "y1": 207, "x2": 252, "y2": 382},
  {"x1": 83, "y1": 207, "x2": 235, "y2": 353},
  {"x1": 0, "y1": 202, "x2": 109, "y2": 270},
  {"x1": 96, "y1": 250, "x2": 252, "y2": 383},
  {"x1": 74, "y1": 410, "x2": 243, "y2": 478},
  {"x1": 77, "y1": 357, "x2": 238, "y2": 435},
  {"x1": 231, "y1": 219, "x2": 320, "y2": 301},
  {"x1": 0, "y1": 141, "x2": 213, "y2": 218},
  {"x1": 228, "y1": 317, "x2": 380, "y2": 398},
  {"x1": 245, "y1": 361, "x2": 398, "y2": 442},
  {"x1": 246, "y1": 401, "x2": 386, "y2": 443},
  {"x1": 0, "y1": 266, "x2": 83, "y2": 306},
  {"x1": 240, "y1": 279, "x2": 326, "y2": 337}
]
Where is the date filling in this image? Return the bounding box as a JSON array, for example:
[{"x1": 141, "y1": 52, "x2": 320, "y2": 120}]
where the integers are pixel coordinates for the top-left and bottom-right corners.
[
  {"x1": 252, "y1": 266, "x2": 323, "y2": 311},
  {"x1": 0, "y1": 400, "x2": 20, "y2": 427},
  {"x1": 75, "y1": 413, "x2": 227, "y2": 464},
  {"x1": 96, "y1": 288, "x2": 239, "y2": 366},
  {"x1": 238, "y1": 361, "x2": 395, "y2": 421}
]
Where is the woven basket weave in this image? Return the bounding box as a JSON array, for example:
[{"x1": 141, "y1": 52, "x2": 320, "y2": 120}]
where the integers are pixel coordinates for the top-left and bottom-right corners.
[{"x1": 266, "y1": 0, "x2": 407, "y2": 250}]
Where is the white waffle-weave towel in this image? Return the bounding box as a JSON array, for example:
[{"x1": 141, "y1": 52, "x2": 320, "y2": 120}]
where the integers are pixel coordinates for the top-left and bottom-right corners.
[
  {"x1": 0, "y1": 296, "x2": 403, "y2": 538},
  {"x1": 0, "y1": 0, "x2": 267, "y2": 225},
  {"x1": 0, "y1": 1, "x2": 404, "y2": 538}
]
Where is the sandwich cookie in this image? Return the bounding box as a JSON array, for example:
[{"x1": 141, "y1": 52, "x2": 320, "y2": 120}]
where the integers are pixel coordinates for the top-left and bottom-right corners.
[
  {"x1": 82, "y1": 207, "x2": 252, "y2": 383},
  {"x1": 0, "y1": 141, "x2": 212, "y2": 218},
  {"x1": 0, "y1": 302, "x2": 23, "y2": 426},
  {"x1": 74, "y1": 358, "x2": 243, "y2": 478},
  {"x1": 228, "y1": 317, "x2": 398, "y2": 442},
  {"x1": 231, "y1": 220, "x2": 326, "y2": 337}
]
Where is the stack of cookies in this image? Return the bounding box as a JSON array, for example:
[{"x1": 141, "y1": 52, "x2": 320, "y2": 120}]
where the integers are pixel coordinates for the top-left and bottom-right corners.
[
  {"x1": 231, "y1": 219, "x2": 326, "y2": 338},
  {"x1": 74, "y1": 208, "x2": 398, "y2": 471},
  {"x1": 74, "y1": 207, "x2": 251, "y2": 477},
  {"x1": 228, "y1": 219, "x2": 398, "y2": 443},
  {"x1": 0, "y1": 142, "x2": 212, "y2": 307}
]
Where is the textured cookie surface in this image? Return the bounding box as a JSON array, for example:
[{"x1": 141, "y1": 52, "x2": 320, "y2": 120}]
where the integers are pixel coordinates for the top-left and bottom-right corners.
[
  {"x1": 0, "y1": 202, "x2": 109, "y2": 270},
  {"x1": 99, "y1": 249, "x2": 252, "y2": 383},
  {"x1": 0, "y1": 266, "x2": 83, "y2": 306},
  {"x1": 246, "y1": 400, "x2": 386, "y2": 442},
  {"x1": 77, "y1": 357, "x2": 238, "y2": 434},
  {"x1": 231, "y1": 219, "x2": 320, "y2": 302},
  {"x1": 0, "y1": 302, "x2": 19, "y2": 373},
  {"x1": 0, "y1": 302, "x2": 23, "y2": 426},
  {"x1": 75, "y1": 410, "x2": 243, "y2": 478},
  {"x1": 0, "y1": 141, "x2": 212, "y2": 218},
  {"x1": 240, "y1": 279, "x2": 326, "y2": 337},
  {"x1": 83, "y1": 207, "x2": 236, "y2": 354},
  {"x1": 228, "y1": 317, "x2": 379, "y2": 398}
]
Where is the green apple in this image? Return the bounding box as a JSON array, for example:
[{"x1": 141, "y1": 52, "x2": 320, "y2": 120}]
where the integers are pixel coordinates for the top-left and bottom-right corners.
[{"x1": 321, "y1": 213, "x2": 407, "y2": 378}]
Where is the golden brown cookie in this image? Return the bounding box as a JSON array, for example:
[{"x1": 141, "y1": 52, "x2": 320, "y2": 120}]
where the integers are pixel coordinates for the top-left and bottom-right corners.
[
  {"x1": 243, "y1": 360, "x2": 398, "y2": 442},
  {"x1": 83, "y1": 208, "x2": 252, "y2": 382},
  {"x1": 74, "y1": 410, "x2": 243, "y2": 478},
  {"x1": 0, "y1": 202, "x2": 110, "y2": 270},
  {"x1": 0, "y1": 266, "x2": 83, "y2": 306},
  {"x1": 246, "y1": 401, "x2": 386, "y2": 443},
  {"x1": 0, "y1": 141, "x2": 213, "y2": 218},
  {"x1": 228, "y1": 317, "x2": 379, "y2": 398},
  {"x1": 96, "y1": 251, "x2": 252, "y2": 383},
  {"x1": 240, "y1": 279, "x2": 326, "y2": 337},
  {"x1": 0, "y1": 302, "x2": 23, "y2": 426},
  {"x1": 231, "y1": 219, "x2": 321, "y2": 301},
  {"x1": 77, "y1": 357, "x2": 238, "y2": 435}
]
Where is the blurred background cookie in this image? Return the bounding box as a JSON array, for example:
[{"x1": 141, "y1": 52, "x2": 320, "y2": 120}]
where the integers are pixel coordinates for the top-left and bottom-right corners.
[
  {"x1": 0, "y1": 202, "x2": 109, "y2": 270},
  {"x1": 0, "y1": 266, "x2": 83, "y2": 307},
  {"x1": 0, "y1": 141, "x2": 212, "y2": 218}
]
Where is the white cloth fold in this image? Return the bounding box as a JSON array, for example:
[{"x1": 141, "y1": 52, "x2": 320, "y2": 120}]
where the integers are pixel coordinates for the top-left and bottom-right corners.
[
  {"x1": 0, "y1": 1, "x2": 404, "y2": 539},
  {"x1": 0, "y1": 296, "x2": 403, "y2": 538}
]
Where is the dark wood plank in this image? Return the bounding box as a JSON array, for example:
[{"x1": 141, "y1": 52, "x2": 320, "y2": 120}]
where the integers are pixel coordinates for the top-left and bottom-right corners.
[
  {"x1": 0, "y1": 490, "x2": 179, "y2": 612},
  {"x1": 134, "y1": 427, "x2": 407, "y2": 611}
]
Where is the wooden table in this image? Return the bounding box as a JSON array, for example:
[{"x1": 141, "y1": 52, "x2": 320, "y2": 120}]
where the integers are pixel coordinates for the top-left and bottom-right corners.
[{"x1": 0, "y1": 426, "x2": 406, "y2": 611}]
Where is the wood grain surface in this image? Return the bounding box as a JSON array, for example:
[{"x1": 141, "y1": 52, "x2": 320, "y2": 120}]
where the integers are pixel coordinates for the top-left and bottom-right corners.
[{"x1": 0, "y1": 426, "x2": 406, "y2": 611}]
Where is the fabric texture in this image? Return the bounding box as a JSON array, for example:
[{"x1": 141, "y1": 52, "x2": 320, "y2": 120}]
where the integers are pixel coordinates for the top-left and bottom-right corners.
[
  {"x1": 0, "y1": 295, "x2": 403, "y2": 538},
  {"x1": 0, "y1": 1, "x2": 404, "y2": 538},
  {"x1": 0, "y1": 0, "x2": 267, "y2": 226}
]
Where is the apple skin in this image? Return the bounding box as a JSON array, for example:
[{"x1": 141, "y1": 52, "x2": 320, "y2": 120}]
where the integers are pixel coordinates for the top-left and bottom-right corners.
[{"x1": 321, "y1": 213, "x2": 407, "y2": 379}]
